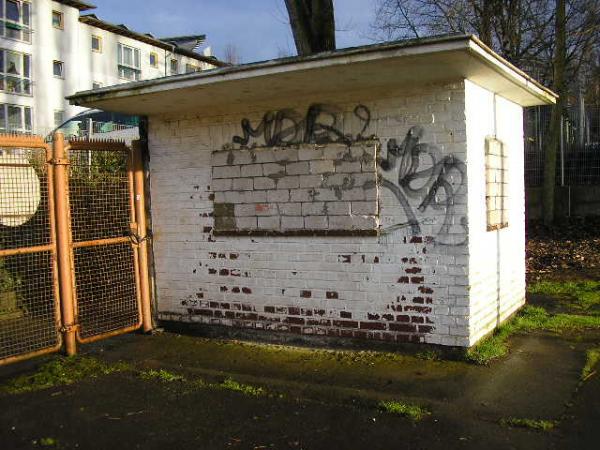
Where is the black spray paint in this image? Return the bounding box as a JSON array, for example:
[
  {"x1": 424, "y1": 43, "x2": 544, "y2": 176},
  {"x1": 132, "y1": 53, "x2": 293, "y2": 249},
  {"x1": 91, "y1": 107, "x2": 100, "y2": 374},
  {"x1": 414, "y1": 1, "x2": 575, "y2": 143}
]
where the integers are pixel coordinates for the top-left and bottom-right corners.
[
  {"x1": 378, "y1": 126, "x2": 467, "y2": 245},
  {"x1": 229, "y1": 104, "x2": 371, "y2": 148}
]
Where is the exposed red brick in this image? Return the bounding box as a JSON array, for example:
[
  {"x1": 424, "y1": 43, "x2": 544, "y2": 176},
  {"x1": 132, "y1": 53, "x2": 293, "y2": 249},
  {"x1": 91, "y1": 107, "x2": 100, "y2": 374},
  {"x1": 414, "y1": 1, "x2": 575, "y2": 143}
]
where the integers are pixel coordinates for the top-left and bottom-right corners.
[
  {"x1": 214, "y1": 310, "x2": 224, "y2": 318},
  {"x1": 367, "y1": 313, "x2": 380, "y2": 320},
  {"x1": 390, "y1": 323, "x2": 417, "y2": 333},
  {"x1": 410, "y1": 236, "x2": 423, "y2": 243},
  {"x1": 404, "y1": 306, "x2": 432, "y2": 314},
  {"x1": 340, "y1": 311, "x2": 352, "y2": 319},
  {"x1": 382, "y1": 313, "x2": 395, "y2": 321},
  {"x1": 411, "y1": 276, "x2": 424, "y2": 284},
  {"x1": 225, "y1": 311, "x2": 235, "y2": 319},
  {"x1": 412, "y1": 297, "x2": 425, "y2": 304},
  {"x1": 208, "y1": 268, "x2": 217, "y2": 275},
  {"x1": 241, "y1": 304, "x2": 253, "y2": 312},
  {"x1": 196, "y1": 292, "x2": 204, "y2": 298},
  {"x1": 229, "y1": 253, "x2": 239, "y2": 260},
  {"x1": 339, "y1": 255, "x2": 352, "y2": 263},
  {"x1": 398, "y1": 276, "x2": 410, "y2": 283},
  {"x1": 220, "y1": 286, "x2": 228, "y2": 292},
  {"x1": 332, "y1": 320, "x2": 359, "y2": 328},
  {"x1": 286, "y1": 316, "x2": 305, "y2": 325},
  {"x1": 396, "y1": 315, "x2": 410, "y2": 322},
  {"x1": 418, "y1": 286, "x2": 434, "y2": 294},
  {"x1": 360, "y1": 322, "x2": 386, "y2": 330},
  {"x1": 231, "y1": 287, "x2": 240, "y2": 293},
  {"x1": 290, "y1": 325, "x2": 302, "y2": 334},
  {"x1": 220, "y1": 302, "x2": 231, "y2": 309},
  {"x1": 419, "y1": 325, "x2": 434, "y2": 333},
  {"x1": 300, "y1": 290, "x2": 312, "y2": 298},
  {"x1": 405, "y1": 267, "x2": 422, "y2": 274},
  {"x1": 263, "y1": 306, "x2": 275, "y2": 313},
  {"x1": 209, "y1": 301, "x2": 219, "y2": 308},
  {"x1": 219, "y1": 268, "x2": 229, "y2": 276},
  {"x1": 411, "y1": 316, "x2": 425, "y2": 324},
  {"x1": 242, "y1": 287, "x2": 252, "y2": 294},
  {"x1": 326, "y1": 291, "x2": 339, "y2": 299},
  {"x1": 288, "y1": 307, "x2": 301, "y2": 315},
  {"x1": 188, "y1": 308, "x2": 213, "y2": 317},
  {"x1": 354, "y1": 330, "x2": 368, "y2": 339}
]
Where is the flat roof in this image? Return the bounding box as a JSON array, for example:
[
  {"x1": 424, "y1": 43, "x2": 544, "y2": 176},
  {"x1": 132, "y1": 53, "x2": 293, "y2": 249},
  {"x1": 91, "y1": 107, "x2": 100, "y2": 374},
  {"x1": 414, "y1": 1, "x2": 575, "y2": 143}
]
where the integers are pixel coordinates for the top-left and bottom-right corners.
[
  {"x1": 55, "y1": 0, "x2": 96, "y2": 10},
  {"x1": 68, "y1": 34, "x2": 557, "y2": 116},
  {"x1": 79, "y1": 15, "x2": 226, "y2": 67}
]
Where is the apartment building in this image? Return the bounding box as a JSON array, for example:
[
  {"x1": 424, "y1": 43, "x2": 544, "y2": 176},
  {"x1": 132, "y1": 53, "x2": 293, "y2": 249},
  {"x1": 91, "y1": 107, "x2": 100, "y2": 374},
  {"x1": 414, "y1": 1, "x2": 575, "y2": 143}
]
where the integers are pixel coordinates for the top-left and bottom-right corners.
[{"x1": 0, "y1": 0, "x2": 223, "y2": 135}]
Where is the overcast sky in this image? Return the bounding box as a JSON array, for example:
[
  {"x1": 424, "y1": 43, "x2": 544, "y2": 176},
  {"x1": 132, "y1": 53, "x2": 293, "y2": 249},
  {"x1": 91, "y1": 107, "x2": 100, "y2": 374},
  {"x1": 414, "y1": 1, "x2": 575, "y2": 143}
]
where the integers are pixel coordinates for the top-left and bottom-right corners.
[{"x1": 89, "y1": 0, "x2": 376, "y2": 63}]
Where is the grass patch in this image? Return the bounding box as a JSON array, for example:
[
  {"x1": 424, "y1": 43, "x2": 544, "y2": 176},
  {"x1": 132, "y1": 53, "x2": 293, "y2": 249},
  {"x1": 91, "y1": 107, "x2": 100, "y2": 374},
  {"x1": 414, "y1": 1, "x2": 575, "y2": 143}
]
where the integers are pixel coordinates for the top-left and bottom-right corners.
[
  {"x1": 581, "y1": 347, "x2": 600, "y2": 380},
  {"x1": 467, "y1": 305, "x2": 600, "y2": 365},
  {"x1": 2, "y1": 356, "x2": 130, "y2": 394},
  {"x1": 218, "y1": 377, "x2": 265, "y2": 397},
  {"x1": 416, "y1": 349, "x2": 441, "y2": 361},
  {"x1": 38, "y1": 437, "x2": 58, "y2": 447},
  {"x1": 500, "y1": 417, "x2": 557, "y2": 432},
  {"x1": 378, "y1": 400, "x2": 429, "y2": 421},
  {"x1": 140, "y1": 369, "x2": 185, "y2": 383},
  {"x1": 528, "y1": 280, "x2": 600, "y2": 314}
]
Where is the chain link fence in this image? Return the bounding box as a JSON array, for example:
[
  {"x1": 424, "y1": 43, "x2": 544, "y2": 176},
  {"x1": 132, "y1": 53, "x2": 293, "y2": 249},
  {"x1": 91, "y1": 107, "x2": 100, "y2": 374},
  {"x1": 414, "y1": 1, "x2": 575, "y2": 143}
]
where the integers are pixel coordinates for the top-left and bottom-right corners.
[{"x1": 525, "y1": 105, "x2": 600, "y2": 187}]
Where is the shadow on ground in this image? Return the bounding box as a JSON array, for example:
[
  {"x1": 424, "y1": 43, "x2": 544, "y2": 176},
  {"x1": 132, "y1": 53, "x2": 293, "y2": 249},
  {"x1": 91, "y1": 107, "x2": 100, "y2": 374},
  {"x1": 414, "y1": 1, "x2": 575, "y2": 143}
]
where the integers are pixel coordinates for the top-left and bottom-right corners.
[{"x1": 0, "y1": 316, "x2": 598, "y2": 450}]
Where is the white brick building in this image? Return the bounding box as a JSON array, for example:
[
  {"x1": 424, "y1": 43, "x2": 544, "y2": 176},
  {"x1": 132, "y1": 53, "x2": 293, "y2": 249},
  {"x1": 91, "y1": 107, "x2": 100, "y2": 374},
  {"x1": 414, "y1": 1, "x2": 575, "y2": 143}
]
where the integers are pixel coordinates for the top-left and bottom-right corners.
[
  {"x1": 0, "y1": 0, "x2": 222, "y2": 135},
  {"x1": 69, "y1": 35, "x2": 556, "y2": 347}
]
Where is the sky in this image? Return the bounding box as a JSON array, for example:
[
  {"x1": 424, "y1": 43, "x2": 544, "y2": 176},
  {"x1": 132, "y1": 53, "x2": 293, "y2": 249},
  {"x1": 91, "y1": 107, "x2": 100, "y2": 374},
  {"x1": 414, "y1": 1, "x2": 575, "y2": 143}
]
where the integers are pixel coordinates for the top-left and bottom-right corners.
[{"x1": 88, "y1": 0, "x2": 377, "y2": 63}]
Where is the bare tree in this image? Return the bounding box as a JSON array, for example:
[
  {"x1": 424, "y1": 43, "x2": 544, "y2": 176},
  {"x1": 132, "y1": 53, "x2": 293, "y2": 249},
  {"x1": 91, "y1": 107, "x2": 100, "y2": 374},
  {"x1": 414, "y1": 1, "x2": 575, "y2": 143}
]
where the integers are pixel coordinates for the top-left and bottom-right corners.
[
  {"x1": 223, "y1": 44, "x2": 241, "y2": 65},
  {"x1": 284, "y1": 0, "x2": 336, "y2": 56},
  {"x1": 371, "y1": 0, "x2": 599, "y2": 87},
  {"x1": 543, "y1": 0, "x2": 567, "y2": 224}
]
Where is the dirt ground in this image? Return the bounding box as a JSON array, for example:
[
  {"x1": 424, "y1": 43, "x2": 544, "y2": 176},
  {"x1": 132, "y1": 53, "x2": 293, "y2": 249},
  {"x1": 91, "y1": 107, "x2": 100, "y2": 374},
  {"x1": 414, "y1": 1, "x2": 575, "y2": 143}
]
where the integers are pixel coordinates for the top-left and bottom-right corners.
[{"x1": 0, "y1": 220, "x2": 598, "y2": 450}]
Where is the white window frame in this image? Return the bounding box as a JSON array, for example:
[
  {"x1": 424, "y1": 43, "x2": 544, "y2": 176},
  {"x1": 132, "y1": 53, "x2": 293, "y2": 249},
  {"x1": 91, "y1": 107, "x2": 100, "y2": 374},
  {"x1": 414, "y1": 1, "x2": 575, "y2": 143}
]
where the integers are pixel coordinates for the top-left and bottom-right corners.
[
  {"x1": 117, "y1": 43, "x2": 141, "y2": 81},
  {"x1": 0, "y1": 48, "x2": 32, "y2": 95},
  {"x1": 53, "y1": 60, "x2": 64, "y2": 78},
  {"x1": 1, "y1": 0, "x2": 32, "y2": 43},
  {"x1": 52, "y1": 10, "x2": 63, "y2": 29},
  {"x1": 170, "y1": 58, "x2": 178, "y2": 75},
  {"x1": 54, "y1": 109, "x2": 64, "y2": 127},
  {"x1": 92, "y1": 34, "x2": 102, "y2": 53},
  {"x1": 0, "y1": 102, "x2": 32, "y2": 133},
  {"x1": 149, "y1": 51, "x2": 158, "y2": 68}
]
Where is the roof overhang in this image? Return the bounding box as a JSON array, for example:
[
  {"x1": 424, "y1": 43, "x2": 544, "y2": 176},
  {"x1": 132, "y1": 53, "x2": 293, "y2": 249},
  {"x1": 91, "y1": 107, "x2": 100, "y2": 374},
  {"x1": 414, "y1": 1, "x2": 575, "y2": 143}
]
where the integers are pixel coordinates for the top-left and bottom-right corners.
[
  {"x1": 54, "y1": 0, "x2": 96, "y2": 11},
  {"x1": 79, "y1": 15, "x2": 225, "y2": 66},
  {"x1": 68, "y1": 34, "x2": 557, "y2": 117}
]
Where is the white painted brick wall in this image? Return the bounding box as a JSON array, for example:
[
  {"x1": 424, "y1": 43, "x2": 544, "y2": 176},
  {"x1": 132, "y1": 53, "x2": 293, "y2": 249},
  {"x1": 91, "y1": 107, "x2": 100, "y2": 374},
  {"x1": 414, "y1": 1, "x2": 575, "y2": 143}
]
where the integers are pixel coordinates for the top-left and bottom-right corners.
[
  {"x1": 465, "y1": 80, "x2": 526, "y2": 345},
  {"x1": 145, "y1": 80, "x2": 523, "y2": 347}
]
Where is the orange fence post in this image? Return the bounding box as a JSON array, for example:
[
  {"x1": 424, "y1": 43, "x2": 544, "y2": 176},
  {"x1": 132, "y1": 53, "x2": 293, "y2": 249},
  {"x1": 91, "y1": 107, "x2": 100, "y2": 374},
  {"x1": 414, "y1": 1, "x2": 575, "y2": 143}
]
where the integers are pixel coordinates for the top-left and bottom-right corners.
[
  {"x1": 52, "y1": 132, "x2": 77, "y2": 355},
  {"x1": 132, "y1": 140, "x2": 153, "y2": 332}
]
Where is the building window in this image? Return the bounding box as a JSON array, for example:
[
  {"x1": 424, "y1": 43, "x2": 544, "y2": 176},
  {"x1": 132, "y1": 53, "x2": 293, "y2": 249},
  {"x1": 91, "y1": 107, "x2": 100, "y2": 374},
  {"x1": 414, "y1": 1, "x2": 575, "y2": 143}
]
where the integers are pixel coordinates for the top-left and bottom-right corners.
[
  {"x1": 0, "y1": 103, "x2": 32, "y2": 133},
  {"x1": 117, "y1": 43, "x2": 141, "y2": 81},
  {"x1": 0, "y1": 49, "x2": 31, "y2": 94},
  {"x1": 53, "y1": 60, "x2": 64, "y2": 78},
  {"x1": 185, "y1": 63, "x2": 198, "y2": 73},
  {"x1": 54, "y1": 110, "x2": 64, "y2": 127},
  {"x1": 149, "y1": 52, "x2": 158, "y2": 68},
  {"x1": 485, "y1": 137, "x2": 508, "y2": 231},
  {"x1": 92, "y1": 81, "x2": 102, "y2": 89},
  {"x1": 91, "y1": 35, "x2": 102, "y2": 52},
  {"x1": 1, "y1": 1, "x2": 31, "y2": 43},
  {"x1": 52, "y1": 10, "x2": 63, "y2": 29},
  {"x1": 170, "y1": 58, "x2": 178, "y2": 74}
]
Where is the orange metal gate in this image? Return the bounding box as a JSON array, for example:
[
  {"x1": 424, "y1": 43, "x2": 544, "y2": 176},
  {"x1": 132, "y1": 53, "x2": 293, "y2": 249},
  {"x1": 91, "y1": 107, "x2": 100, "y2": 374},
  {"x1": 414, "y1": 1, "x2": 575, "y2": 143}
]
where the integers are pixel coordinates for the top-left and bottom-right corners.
[{"x1": 0, "y1": 133, "x2": 152, "y2": 365}]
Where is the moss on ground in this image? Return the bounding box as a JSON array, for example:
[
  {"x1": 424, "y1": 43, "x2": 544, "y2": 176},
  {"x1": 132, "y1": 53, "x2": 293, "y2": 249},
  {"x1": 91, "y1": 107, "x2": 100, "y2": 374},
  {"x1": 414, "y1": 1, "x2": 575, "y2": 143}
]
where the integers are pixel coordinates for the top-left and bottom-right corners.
[
  {"x1": 1, "y1": 356, "x2": 131, "y2": 394},
  {"x1": 139, "y1": 369, "x2": 185, "y2": 383},
  {"x1": 378, "y1": 400, "x2": 430, "y2": 421},
  {"x1": 581, "y1": 347, "x2": 600, "y2": 380},
  {"x1": 500, "y1": 417, "x2": 557, "y2": 432},
  {"x1": 468, "y1": 301, "x2": 600, "y2": 365}
]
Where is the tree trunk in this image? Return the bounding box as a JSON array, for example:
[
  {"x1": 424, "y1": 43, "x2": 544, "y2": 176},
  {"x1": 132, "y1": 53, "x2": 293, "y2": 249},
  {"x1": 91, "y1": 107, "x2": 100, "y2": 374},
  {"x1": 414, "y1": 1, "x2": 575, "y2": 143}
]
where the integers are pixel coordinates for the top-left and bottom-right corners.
[
  {"x1": 542, "y1": 0, "x2": 566, "y2": 225},
  {"x1": 284, "y1": 0, "x2": 336, "y2": 56}
]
